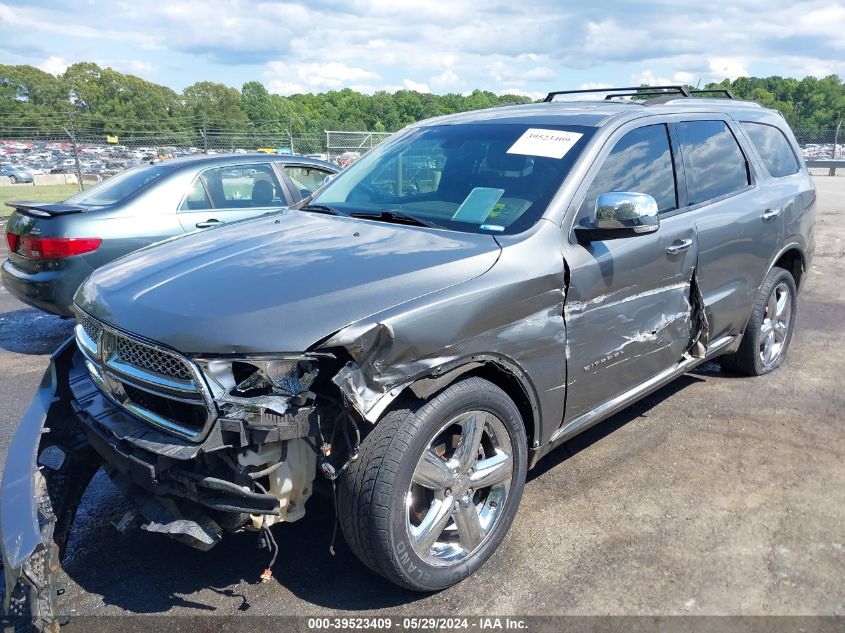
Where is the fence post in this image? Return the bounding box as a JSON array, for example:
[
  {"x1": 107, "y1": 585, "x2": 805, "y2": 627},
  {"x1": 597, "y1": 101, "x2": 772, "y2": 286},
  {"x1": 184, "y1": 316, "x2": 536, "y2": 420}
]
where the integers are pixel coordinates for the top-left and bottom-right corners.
[
  {"x1": 832, "y1": 116, "x2": 842, "y2": 177},
  {"x1": 200, "y1": 116, "x2": 208, "y2": 154},
  {"x1": 63, "y1": 113, "x2": 84, "y2": 192}
]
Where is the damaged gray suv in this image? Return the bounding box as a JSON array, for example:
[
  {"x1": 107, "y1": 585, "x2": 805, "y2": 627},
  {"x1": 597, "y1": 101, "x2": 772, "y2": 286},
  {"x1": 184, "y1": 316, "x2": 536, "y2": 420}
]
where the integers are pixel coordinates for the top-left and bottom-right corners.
[{"x1": 2, "y1": 86, "x2": 815, "y2": 625}]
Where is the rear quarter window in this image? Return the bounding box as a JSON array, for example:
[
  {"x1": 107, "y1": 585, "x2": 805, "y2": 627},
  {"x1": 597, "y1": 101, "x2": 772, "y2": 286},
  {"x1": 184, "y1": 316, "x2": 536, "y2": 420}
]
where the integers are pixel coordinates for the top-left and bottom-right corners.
[
  {"x1": 740, "y1": 121, "x2": 800, "y2": 178},
  {"x1": 677, "y1": 120, "x2": 750, "y2": 206}
]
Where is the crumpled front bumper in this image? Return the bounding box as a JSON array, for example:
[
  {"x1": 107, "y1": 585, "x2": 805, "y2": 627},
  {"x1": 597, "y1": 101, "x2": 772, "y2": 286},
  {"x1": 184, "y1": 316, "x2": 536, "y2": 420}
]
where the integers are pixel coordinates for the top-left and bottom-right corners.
[{"x1": 1, "y1": 337, "x2": 97, "y2": 631}]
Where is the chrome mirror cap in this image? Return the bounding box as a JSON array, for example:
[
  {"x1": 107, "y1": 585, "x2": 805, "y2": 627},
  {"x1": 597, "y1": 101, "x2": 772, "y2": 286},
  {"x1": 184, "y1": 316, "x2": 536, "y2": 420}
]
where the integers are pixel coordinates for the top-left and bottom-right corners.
[{"x1": 595, "y1": 191, "x2": 659, "y2": 233}]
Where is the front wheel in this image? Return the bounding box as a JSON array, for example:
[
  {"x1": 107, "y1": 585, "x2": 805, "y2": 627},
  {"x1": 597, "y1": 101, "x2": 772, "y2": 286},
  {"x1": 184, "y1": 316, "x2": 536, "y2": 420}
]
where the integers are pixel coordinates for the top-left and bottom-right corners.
[
  {"x1": 9, "y1": 175, "x2": 17, "y2": 184},
  {"x1": 338, "y1": 377, "x2": 527, "y2": 591},
  {"x1": 720, "y1": 266, "x2": 797, "y2": 376}
]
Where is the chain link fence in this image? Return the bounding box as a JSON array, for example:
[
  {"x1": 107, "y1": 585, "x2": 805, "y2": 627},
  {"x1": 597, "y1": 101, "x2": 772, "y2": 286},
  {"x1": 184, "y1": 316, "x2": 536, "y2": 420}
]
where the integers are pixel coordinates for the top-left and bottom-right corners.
[
  {"x1": 325, "y1": 130, "x2": 392, "y2": 165},
  {"x1": 792, "y1": 128, "x2": 843, "y2": 160}
]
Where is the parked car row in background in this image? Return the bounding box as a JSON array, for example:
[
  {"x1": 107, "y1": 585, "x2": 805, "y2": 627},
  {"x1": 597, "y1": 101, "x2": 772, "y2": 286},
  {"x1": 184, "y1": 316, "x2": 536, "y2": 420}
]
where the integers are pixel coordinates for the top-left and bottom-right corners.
[{"x1": 0, "y1": 140, "x2": 337, "y2": 183}]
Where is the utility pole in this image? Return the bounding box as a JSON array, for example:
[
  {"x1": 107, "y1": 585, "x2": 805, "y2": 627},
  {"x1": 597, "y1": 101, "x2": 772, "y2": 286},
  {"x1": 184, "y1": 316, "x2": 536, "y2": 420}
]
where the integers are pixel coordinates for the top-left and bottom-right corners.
[{"x1": 64, "y1": 112, "x2": 84, "y2": 192}]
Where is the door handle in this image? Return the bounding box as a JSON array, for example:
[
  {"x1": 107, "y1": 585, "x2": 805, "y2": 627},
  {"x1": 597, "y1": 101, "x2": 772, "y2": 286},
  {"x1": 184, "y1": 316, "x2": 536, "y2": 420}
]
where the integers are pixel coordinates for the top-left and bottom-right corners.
[
  {"x1": 195, "y1": 219, "x2": 222, "y2": 228},
  {"x1": 665, "y1": 239, "x2": 693, "y2": 255},
  {"x1": 761, "y1": 208, "x2": 781, "y2": 222}
]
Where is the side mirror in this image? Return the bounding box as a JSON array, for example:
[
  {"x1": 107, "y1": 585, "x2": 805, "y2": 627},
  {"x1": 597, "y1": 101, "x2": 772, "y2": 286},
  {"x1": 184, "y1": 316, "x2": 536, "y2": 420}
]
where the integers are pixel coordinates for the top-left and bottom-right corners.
[{"x1": 575, "y1": 192, "x2": 660, "y2": 242}]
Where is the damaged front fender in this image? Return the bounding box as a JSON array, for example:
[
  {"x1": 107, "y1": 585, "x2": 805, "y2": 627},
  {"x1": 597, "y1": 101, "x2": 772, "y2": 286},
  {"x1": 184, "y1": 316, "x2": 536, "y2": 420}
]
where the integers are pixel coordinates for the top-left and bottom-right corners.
[{"x1": 1, "y1": 337, "x2": 98, "y2": 631}]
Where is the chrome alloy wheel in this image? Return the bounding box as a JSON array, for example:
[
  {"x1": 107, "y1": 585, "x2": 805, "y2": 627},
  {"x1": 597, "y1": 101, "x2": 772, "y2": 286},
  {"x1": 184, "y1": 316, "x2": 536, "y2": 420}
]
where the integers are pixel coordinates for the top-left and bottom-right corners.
[
  {"x1": 405, "y1": 410, "x2": 514, "y2": 567},
  {"x1": 759, "y1": 282, "x2": 792, "y2": 367}
]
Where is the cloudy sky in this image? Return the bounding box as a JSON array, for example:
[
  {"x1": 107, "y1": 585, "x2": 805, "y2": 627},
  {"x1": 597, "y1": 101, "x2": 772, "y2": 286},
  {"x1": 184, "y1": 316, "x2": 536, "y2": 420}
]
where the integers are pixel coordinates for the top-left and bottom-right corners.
[{"x1": 2, "y1": 0, "x2": 844, "y2": 98}]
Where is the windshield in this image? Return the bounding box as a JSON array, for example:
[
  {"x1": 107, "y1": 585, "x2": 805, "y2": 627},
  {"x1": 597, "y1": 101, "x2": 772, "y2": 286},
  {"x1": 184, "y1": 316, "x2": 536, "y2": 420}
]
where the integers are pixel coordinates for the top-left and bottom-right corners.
[
  {"x1": 313, "y1": 123, "x2": 594, "y2": 234},
  {"x1": 65, "y1": 164, "x2": 173, "y2": 206}
]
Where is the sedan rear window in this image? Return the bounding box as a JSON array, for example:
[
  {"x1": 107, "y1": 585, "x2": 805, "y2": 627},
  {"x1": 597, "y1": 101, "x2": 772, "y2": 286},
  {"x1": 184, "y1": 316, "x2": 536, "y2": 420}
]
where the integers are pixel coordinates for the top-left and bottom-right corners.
[
  {"x1": 65, "y1": 164, "x2": 172, "y2": 206},
  {"x1": 313, "y1": 123, "x2": 595, "y2": 235}
]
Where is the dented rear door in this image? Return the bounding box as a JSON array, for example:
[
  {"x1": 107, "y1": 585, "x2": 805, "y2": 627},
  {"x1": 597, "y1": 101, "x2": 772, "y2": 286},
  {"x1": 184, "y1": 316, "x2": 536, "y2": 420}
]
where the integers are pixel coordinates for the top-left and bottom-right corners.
[{"x1": 561, "y1": 121, "x2": 699, "y2": 421}]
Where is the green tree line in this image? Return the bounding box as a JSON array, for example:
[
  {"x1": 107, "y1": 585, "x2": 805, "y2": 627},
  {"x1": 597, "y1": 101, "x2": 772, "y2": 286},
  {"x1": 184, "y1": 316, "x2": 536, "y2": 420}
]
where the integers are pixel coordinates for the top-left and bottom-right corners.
[{"x1": 0, "y1": 62, "x2": 842, "y2": 141}]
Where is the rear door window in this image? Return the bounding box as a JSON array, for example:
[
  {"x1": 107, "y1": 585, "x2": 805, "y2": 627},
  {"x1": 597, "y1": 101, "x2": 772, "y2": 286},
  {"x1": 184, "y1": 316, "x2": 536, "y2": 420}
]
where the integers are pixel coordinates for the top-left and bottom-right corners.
[
  {"x1": 580, "y1": 123, "x2": 677, "y2": 216},
  {"x1": 740, "y1": 122, "x2": 800, "y2": 178},
  {"x1": 677, "y1": 120, "x2": 750, "y2": 205},
  {"x1": 186, "y1": 163, "x2": 284, "y2": 210}
]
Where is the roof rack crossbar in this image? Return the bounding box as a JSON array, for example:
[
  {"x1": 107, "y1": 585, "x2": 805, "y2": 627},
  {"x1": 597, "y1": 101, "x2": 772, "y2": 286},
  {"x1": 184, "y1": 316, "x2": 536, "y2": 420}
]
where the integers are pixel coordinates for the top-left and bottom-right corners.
[
  {"x1": 602, "y1": 90, "x2": 691, "y2": 100},
  {"x1": 544, "y1": 85, "x2": 691, "y2": 102},
  {"x1": 689, "y1": 88, "x2": 735, "y2": 99}
]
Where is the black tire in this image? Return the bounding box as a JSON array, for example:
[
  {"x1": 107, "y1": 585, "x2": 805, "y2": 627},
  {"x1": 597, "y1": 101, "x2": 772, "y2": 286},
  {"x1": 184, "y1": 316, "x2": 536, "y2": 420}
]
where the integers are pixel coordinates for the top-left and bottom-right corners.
[
  {"x1": 338, "y1": 377, "x2": 527, "y2": 591},
  {"x1": 719, "y1": 266, "x2": 797, "y2": 376},
  {"x1": 9, "y1": 175, "x2": 17, "y2": 184}
]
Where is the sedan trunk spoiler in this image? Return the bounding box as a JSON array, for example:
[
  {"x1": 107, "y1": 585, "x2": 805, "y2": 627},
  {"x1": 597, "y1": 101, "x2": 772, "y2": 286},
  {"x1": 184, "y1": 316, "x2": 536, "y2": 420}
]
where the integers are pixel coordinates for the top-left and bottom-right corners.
[{"x1": 6, "y1": 202, "x2": 89, "y2": 218}]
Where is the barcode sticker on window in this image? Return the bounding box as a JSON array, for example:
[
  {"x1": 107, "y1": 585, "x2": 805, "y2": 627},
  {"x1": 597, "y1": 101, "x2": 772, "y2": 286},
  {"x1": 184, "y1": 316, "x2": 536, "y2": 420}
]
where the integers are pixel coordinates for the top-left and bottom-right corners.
[{"x1": 507, "y1": 129, "x2": 583, "y2": 159}]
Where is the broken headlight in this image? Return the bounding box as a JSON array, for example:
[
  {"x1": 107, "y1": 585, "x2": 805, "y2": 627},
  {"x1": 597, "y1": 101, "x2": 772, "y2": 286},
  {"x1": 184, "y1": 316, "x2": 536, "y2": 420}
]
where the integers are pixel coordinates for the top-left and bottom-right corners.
[{"x1": 197, "y1": 356, "x2": 319, "y2": 417}]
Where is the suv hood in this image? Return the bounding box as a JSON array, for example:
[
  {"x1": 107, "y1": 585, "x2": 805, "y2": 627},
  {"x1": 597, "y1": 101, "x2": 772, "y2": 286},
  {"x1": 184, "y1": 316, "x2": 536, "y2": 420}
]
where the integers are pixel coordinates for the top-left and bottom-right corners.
[{"x1": 75, "y1": 210, "x2": 501, "y2": 354}]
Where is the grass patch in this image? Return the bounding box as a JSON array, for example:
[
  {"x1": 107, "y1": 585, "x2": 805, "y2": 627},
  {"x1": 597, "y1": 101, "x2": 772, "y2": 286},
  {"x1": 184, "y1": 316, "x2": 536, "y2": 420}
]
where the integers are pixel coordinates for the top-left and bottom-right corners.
[{"x1": 0, "y1": 185, "x2": 80, "y2": 216}]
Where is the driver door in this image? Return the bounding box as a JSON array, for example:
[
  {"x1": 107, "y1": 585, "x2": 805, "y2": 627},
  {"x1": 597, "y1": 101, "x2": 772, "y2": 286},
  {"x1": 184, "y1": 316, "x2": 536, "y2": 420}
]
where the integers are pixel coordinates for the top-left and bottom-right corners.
[{"x1": 562, "y1": 122, "x2": 699, "y2": 421}]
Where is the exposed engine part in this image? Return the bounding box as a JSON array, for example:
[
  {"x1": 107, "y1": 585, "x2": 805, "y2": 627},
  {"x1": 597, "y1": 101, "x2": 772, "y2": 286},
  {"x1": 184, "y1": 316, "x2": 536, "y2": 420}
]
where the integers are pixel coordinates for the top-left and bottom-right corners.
[{"x1": 238, "y1": 439, "x2": 316, "y2": 528}]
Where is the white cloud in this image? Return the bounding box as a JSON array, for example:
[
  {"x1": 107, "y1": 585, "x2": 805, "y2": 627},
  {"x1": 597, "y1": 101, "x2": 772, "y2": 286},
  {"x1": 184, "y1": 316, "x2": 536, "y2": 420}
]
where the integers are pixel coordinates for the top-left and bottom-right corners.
[
  {"x1": 101, "y1": 60, "x2": 158, "y2": 78},
  {"x1": 708, "y1": 57, "x2": 749, "y2": 81},
  {"x1": 264, "y1": 61, "x2": 379, "y2": 95},
  {"x1": 633, "y1": 70, "x2": 671, "y2": 86},
  {"x1": 497, "y1": 88, "x2": 546, "y2": 101},
  {"x1": 574, "y1": 83, "x2": 615, "y2": 99},
  {"x1": 37, "y1": 56, "x2": 68, "y2": 76},
  {"x1": 403, "y1": 79, "x2": 430, "y2": 93},
  {"x1": 577, "y1": 82, "x2": 614, "y2": 90},
  {"x1": 430, "y1": 69, "x2": 461, "y2": 89}
]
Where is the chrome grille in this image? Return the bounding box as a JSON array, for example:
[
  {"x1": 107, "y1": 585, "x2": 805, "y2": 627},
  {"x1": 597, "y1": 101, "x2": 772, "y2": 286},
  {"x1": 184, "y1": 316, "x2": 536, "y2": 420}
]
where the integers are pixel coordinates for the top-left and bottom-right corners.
[
  {"x1": 79, "y1": 313, "x2": 102, "y2": 343},
  {"x1": 74, "y1": 310, "x2": 215, "y2": 441},
  {"x1": 113, "y1": 335, "x2": 193, "y2": 381}
]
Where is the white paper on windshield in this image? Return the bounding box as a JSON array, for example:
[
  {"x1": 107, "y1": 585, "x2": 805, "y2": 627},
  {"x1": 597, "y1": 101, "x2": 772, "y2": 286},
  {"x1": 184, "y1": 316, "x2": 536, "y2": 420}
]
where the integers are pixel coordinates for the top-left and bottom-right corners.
[{"x1": 507, "y1": 128, "x2": 583, "y2": 159}]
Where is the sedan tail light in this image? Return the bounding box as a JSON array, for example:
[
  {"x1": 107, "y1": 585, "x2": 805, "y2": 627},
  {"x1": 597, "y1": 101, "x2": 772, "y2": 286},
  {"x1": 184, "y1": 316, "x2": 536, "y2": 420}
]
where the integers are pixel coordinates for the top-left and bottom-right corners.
[{"x1": 5, "y1": 231, "x2": 102, "y2": 260}]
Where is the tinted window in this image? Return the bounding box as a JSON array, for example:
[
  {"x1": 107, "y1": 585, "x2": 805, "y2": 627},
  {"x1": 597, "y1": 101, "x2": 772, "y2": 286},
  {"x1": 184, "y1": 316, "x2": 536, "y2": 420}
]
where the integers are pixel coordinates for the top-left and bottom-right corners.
[
  {"x1": 580, "y1": 124, "x2": 677, "y2": 216},
  {"x1": 741, "y1": 122, "x2": 800, "y2": 178},
  {"x1": 315, "y1": 123, "x2": 594, "y2": 235},
  {"x1": 677, "y1": 120, "x2": 749, "y2": 205},
  {"x1": 65, "y1": 164, "x2": 172, "y2": 206},
  {"x1": 193, "y1": 163, "x2": 284, "y2": 209},
  {"x1": 285, "y1": 165, "x2": 334, "y2": 195}
]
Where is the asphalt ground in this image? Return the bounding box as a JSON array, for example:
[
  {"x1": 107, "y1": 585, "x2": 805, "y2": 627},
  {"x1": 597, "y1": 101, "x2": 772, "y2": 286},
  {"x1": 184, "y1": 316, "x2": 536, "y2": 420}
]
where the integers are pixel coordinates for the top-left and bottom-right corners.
[{"x1": 0, "y1": 177, "x2": 842, "y2": 620}]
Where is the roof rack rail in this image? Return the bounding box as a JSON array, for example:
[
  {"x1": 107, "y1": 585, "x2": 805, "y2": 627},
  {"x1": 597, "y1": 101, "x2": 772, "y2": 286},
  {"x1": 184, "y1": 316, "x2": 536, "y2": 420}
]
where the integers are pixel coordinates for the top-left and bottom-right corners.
[
  {"x1": 544, "y1": 85, "x2": 691, "y2": 102},
  {"x1": 689, "y1": 88, "x2": 735, "y2": 99}
]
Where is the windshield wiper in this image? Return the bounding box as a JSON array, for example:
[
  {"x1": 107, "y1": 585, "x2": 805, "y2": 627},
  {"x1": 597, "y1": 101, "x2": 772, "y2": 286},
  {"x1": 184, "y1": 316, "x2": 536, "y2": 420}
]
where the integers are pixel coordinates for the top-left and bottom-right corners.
[
  {"x1": 297, "y1": 203, "x2": 349, "y2": 217},
  {"x1": 350, "y1": 209, "x2": 445, "y2": 230}
]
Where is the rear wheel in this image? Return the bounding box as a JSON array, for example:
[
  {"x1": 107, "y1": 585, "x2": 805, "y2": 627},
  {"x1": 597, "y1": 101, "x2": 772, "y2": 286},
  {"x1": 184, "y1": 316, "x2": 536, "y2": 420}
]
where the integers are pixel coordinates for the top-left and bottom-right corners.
[
  {"x1": 720, "y1": 266, "x2": 797, "y2": 376},
  {"x1": 338, "y1": 377, "x2": 527, "y2": 591}
]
